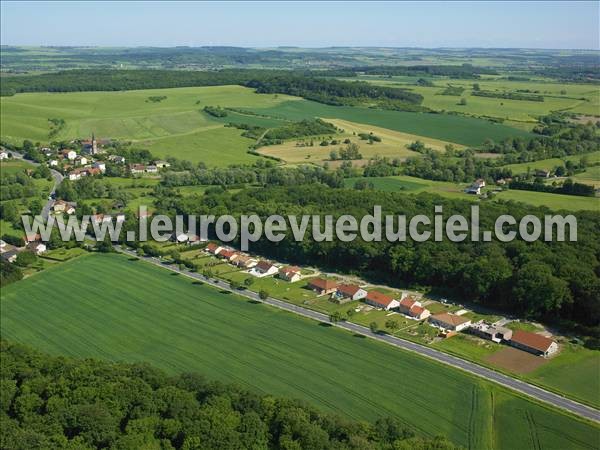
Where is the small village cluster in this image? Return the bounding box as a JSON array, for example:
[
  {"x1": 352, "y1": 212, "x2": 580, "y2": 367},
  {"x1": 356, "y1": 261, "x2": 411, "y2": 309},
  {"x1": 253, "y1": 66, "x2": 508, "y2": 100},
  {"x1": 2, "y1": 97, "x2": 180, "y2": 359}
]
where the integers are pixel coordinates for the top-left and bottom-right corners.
[
  {"x1": 0, "y1": 234, "x2": 47, "y2": 263},
  {"x1": 204, "y1": 242, "x2": 558, "y2": 357},
  {"x1": 41, "y1": 135, "x2": 170, "y2": 181}
]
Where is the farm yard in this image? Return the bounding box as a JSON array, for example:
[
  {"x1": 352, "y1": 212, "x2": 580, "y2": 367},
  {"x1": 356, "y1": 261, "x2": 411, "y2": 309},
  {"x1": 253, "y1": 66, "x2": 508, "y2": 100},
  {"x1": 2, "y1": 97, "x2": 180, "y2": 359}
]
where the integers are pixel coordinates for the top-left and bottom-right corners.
[
  {"x1": 1, "y1": 253, "x2": 598, "y2": 450},
  {"x1": 343, "y1": 175, "x2": 600, "y2": 211}
]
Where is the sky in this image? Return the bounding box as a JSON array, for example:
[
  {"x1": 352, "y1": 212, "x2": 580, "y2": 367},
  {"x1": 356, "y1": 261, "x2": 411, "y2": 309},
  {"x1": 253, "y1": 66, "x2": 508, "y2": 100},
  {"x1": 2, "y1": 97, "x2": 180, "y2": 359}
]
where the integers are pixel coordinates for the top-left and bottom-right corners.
[{"x1": 1, "y1": 1, "x2": 598, "y2": 49}]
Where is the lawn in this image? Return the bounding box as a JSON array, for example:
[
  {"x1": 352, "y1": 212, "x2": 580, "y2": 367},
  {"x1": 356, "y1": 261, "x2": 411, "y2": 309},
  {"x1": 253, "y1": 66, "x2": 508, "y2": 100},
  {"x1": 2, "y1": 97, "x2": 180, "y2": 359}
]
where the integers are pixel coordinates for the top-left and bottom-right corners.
[
  {"x1": 0, "y1": 86, "x2": 298, "y2": 166},
  {"x1": 1, "y1": 253, "x2": 597, "y2": 450}
]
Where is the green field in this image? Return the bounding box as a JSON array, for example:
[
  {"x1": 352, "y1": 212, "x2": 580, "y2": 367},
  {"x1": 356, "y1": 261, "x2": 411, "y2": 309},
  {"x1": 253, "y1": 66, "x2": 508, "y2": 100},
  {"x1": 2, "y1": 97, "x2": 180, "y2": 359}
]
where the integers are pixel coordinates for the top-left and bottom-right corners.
[
  {"x1": 1, "y1": 253, "x2": 598, "y2": 450},
  {"x1": 0, "y1": 86, "x2": 299, "y2": 166},
  {"x1": 502, "y1": 151, "x2": 600, "y2": 174},
  {"x1": 344, "y1": 175, "x2": 600, "y2": 211},
  {"x1": 345, "y1": 75, "x2": 600, "y2": 122},
  {"x1": 247, "y1": 99, "x2": 532, "y2": 147}
]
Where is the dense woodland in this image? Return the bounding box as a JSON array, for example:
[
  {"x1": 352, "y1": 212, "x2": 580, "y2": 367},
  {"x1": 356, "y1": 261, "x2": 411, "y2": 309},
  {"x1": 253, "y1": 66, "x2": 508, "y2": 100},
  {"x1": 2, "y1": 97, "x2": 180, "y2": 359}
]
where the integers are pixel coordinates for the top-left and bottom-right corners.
[
  {"x1": 147, "y1": 185, "x2": 600, "y2": 330},
  {"x1": 0, "y1": 341, "x2": 458, "y2": 450}
]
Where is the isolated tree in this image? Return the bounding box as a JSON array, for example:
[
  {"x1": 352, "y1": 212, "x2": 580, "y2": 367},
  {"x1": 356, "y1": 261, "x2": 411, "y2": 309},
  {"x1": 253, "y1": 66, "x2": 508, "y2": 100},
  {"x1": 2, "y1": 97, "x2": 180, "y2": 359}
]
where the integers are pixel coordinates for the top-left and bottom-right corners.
[
  {"x1": 258, "y1": 289, "x2": 269, "y2": 300},
  {"x1": 16, "y1": 250, "x2": 37, "y2": 267},
  {"x1": 385, "y1": 319, "x2": 399, "y2": 332},
  {"x1": 369, "y1": 322, "x2": 379, "y2": 334},
  {"x1": 458, "y1": 98, "x2": 467, "y2": 106}
]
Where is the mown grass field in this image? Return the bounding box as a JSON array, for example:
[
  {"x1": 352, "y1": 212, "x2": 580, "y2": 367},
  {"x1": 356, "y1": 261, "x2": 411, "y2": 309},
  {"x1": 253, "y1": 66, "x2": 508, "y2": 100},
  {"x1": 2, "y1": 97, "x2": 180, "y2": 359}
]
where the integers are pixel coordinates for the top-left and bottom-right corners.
[
  {"x1": 1, "y1": 253, "x2": 598, "y2": 450},
  {"x1": 502, "y1": 151, "x2": 600, "y2": 174},
  {"x1": 0, "y1": 86, "x2": 299, "y2": 166}
]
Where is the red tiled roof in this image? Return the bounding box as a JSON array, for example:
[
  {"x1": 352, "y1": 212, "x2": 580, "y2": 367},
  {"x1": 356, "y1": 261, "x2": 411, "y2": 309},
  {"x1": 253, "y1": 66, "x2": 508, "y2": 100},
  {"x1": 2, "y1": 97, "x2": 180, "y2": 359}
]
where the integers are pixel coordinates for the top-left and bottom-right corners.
[
  {"x1": 256, "y1": 260, "x2": 275, "y2": 272},
  {"x1": 309, "y1": 278, "x2": 337, "y2": 291},
  {"x1": 337, "y1": 284, "x2": 361, "y2": 297},
  {"x1": 511, "y1": 330, "x2": 555, "y2": 352},
  {"x1": 280, "y1": 266, "x2": 301, "y2": 277},
  {"x1": 410, "y1": 305, "x2": 426, "y2": 316},
  {"x1": 400, "y1": 296, "x2": 417, "y2": 309},
  {"x1": 206, "y1": 243, "x2": 218, "y2": 252},
  {"x1": 431, "y1": 313, "x2": 470, "y2": 326},
  {"x1": 219, "y1": 249, "x2": 235, "y2": 259},
  {"x1": 366, "y1": 291, "x2": 395, "y2": 307}
]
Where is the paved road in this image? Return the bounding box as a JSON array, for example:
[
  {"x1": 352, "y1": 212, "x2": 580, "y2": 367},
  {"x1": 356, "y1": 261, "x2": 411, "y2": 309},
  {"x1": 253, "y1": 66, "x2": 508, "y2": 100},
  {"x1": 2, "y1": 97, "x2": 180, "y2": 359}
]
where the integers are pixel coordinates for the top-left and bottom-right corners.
[
  {"x1": 117, "y1": 246, "x2": 600, "y2": 423},
  {"x1": 10, "y1": 151, "x2": 63, "y2": 219}
]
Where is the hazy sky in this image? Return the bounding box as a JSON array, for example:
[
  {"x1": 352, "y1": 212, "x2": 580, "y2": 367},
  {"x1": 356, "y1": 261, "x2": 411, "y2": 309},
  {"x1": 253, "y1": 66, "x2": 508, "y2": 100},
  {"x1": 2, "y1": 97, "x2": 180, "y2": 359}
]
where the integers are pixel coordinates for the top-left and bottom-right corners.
[{"x1": 1, "y1": 1, "x2": 598, "y2": 49}]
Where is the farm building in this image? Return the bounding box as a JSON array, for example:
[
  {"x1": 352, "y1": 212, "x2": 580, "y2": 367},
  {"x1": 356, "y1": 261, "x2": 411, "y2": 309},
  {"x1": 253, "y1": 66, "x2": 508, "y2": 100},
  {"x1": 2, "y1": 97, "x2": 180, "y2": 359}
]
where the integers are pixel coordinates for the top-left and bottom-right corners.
[
  {"x1": 250, "y1": 261, "x2": 278, "y2": 277},
  {"x1": 205, "y1": 243, "x2": 223, "y2": 255},
  {"x1": 398, "y1": 296, "x2": 431, "y2": 320},
  {"x1": 429, "y1": 313, "x2": 471, "y2": 332},
  {"x1": 469, "y1": 321, "x2": 513, "y2": 343},
  {"x1": 334, "y1": 284, "x2": 367, "y2": 302},
  {"x1": 279, "y1": 266, "x2": 302, "y2": 282},
  {"x1": 365, "y1": 291, "x2": 399, "y2": 311},
  {"x1": 308, "y1": 278, "x2": 338, "y2": 296},
  {"x1": 509, "y1": 330, "x2": 558, "y2": 357}
]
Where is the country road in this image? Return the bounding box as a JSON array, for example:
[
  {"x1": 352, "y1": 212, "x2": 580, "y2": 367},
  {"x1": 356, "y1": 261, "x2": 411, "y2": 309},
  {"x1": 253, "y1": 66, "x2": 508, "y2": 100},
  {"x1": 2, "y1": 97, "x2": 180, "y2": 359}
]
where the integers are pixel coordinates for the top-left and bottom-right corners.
[
  {"x1": 9, "y1": 151, "x2": 63, "y2": 219},
  {"x1": 116, "y1": 246, "x2": 600, "y2": 424}
]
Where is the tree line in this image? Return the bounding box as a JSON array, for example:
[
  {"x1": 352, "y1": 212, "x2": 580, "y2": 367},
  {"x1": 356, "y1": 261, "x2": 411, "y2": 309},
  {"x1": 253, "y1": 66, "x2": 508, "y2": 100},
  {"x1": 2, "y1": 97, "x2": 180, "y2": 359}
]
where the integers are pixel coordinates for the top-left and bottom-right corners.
[{"x1": 0, "y1": 340, "x2": 459, "y2": 450}]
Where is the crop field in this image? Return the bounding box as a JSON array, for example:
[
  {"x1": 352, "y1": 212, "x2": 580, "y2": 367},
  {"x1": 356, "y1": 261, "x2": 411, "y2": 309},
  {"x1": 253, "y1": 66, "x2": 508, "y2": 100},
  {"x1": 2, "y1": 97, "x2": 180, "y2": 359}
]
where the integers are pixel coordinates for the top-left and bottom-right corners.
[
  {"x1": 0, "y1": 86, "x2": 299, "y2": 166},
  {"x1": 343, "y1": 175, "x2": 599, "y2": 211},
  {"x1": 345, "y1": 75, "x2": 600, "y2": 122},
  {"x1": 258, "y1": 117, "x2": 469, "y2": 166},
  {"x1": 247, "y1": 100, "x2": 533, "y2": 147},
  {"x1": 1, "y1": 253, "x2": 598, "y2": 450}
]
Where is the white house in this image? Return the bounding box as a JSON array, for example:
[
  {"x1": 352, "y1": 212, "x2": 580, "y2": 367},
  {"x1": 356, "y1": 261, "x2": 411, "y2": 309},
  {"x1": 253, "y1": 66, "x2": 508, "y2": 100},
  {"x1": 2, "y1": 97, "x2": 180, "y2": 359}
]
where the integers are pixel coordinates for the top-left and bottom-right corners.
[
  {"x1": 75, "y1": 155, "x2": 88, "y2": 166},
  {"x1": 49, "y1": 159, "x2": 59, "y2": 167},
  {"x1": 93, "y1": 161, "x2": 106, "y2": 173},
  {"x1": 61, "y1": 149, "x2": 77, "y2": 161},
  {"x1": 335, "y1": 284, "x2": 367, "y2": 302},
  {"x1": 364, "y1": 291, "x2": 399, "y2": 311},
  {"x1": 429, "y1": 313, "x2": 471, "y2": 332},
  {"x1": 279, "y1": 266, "x2": 302, "y2": 282},
  {"x1": 249, "y1": 260, "x2": 278, "y2": 277},
  {"x1": 26, "y1": 242, "x2": 47, "y2": 255},
  {"x1": 0, "y1": 151, "x2": 8, "y2": 160}
]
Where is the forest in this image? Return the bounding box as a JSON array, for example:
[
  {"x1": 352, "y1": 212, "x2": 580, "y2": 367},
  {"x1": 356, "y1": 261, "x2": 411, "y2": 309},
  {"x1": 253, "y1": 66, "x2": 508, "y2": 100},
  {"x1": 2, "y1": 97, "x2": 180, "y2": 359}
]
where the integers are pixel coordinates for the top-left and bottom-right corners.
[{"x1": 0, "y1": 340, "x2": 458, "y2": 450}]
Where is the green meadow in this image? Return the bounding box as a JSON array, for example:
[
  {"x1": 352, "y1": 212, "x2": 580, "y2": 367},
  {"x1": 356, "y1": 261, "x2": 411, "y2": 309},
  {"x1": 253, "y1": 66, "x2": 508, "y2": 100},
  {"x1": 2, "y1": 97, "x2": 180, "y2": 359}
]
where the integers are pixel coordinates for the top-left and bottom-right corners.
[
  {"x1": 346, "y1": 75, "x2": 600, "y2": 122},
  {"x1": 1, "y1": 253, "x2": 598, "y2": 450},
  {"x1": 0, "y1": 86, "x2": 299, "y2": 166},
  {"x1": 1, "y1": 85, "x2": 532, "y2": 167}
]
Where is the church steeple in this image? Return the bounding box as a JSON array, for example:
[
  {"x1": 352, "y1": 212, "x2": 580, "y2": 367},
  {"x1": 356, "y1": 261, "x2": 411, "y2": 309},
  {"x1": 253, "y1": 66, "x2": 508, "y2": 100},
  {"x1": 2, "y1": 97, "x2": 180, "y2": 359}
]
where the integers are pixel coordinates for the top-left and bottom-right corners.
[{"x1": 91, "y1": 132, "x2": 97, "y2": 154}]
